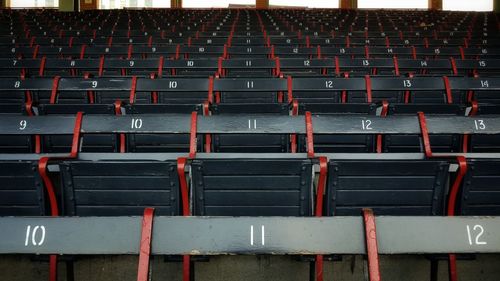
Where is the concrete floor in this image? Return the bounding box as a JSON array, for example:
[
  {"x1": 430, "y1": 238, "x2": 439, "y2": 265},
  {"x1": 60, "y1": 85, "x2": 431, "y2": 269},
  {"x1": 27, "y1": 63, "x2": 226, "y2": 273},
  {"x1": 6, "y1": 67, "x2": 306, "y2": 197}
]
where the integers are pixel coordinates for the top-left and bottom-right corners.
[{"x1": 1, "y1": 254, "x2": 499, "y2": 281}]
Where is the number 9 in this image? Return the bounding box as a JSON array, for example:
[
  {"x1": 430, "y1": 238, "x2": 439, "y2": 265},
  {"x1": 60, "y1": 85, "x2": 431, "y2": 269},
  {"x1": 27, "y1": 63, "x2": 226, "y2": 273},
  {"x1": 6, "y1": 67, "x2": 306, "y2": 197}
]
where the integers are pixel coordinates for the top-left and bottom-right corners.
[{"x1": 19, "y1": 120, "x2": 27, "y2": 130}]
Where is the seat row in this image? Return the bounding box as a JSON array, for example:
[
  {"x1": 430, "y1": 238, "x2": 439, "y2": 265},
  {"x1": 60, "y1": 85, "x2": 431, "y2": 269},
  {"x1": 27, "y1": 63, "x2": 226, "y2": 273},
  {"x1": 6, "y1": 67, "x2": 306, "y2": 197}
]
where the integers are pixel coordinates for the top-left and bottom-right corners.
[
  {"x1": 3, "y1": 36, "x2": 498, "y2": 48},
  {"x1": 0, "y1": 76, "x2": 498, "y2": 105},
  {"x1": 3, "y1": 155, "x2": 498, "y2": 217},
  {"x1": 2, "y1": 9, "x2": 495, "y2": 39},
  {"x1": 3, "y1": 45, "x2": 498, "y2": 59},
  {"x1": 1, "y1": 107, "x2": 499, "y2": 216},
  {"x1": 1, "y1": 57, "x2": 498, "y2": 77}
]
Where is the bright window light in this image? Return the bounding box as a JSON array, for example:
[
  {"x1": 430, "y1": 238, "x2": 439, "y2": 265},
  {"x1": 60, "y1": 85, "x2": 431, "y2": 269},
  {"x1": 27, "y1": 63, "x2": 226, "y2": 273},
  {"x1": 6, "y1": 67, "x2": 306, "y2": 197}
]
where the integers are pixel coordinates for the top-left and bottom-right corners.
[
  {"x1": 151, "y1": 0, "x2": 170, "y2": 8},
  {"x1": 358, "y1": 0, "x2": 428, "y2": 9},
  {"x1": 9, "y1": 0, "x2": 59, "y2": 8},
  {"x1": 99, "y1": 0, "x2": 171, "y2": 9},
  {"x1": 443, "y1": 0, "x2": 493, "y2": 11},
  {"x1": 270, "y1": 0, "x2": 339, "y2": 8},
  {"x1": 183, "y1": 0, "x2": 254, "y2": 8}
]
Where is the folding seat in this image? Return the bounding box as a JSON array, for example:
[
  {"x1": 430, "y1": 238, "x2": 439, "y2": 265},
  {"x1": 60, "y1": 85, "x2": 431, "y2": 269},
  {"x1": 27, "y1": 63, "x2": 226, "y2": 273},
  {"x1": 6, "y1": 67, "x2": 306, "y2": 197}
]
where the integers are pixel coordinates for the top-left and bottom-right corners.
[
  {"x1": 189, "y1": 37, "x2": 227, "y2": 46},
  {"x1": 112, "y1": 37, "x2": 150, "y2": 46},
  {"x1": 34, "y1": 37, "x2": 69, "y2": 46},
  {"x1": 326, "y1": 158, "x2": 450, "y2": 215},
  {"x1": 0, "y1": 160, "x2": 45, "y2": 216},
  {"x1": 268, "y1": 37, "x2": 307, "y2": 46},
  {"x1": 86, "y1": 37, "x2": 114, "y2": 46},
  {"x1": 0, "y1": 77, "x2": 52, "y2": 105},
  {"x1": 455, "y1": 59, "x2": 500, "y2": 76},
  {"x1": 279, "y1": 58, "x2": 335, "y2": 77},
  {"x1": 210, "y1": 103, "x2": 290, "y2": 152},
  {"x1": 133, "y1": 45, "x2": 178, "y2": 59},
  {"x1": 154, "y1": 38, "x2": 188, "y2": 46},
  {"x1": 0, "y1": 46, "x2": 34, "y2": 58},
  {"x1": 37, "y1": 104, "x2": 118, "y2": 153},
  {"x1": 273, "y1": 46, "x2": 317, "y2": 59},
  {"x1": 230, "y1": 37, "x2": 266, "y2": 46},
  {"x1": 102, "y1": 58, "x2": 159, "y2": 77},
  {"x1": 37, "y1": 46, "x2": 84, "y2": 59},
  {"x1": 309, "y1": 37, "x2": 345, "y2": 47},
  {"x1": 12, "y1": 59, "x2": 44, "y2": 78},
  {"x1": 213, "y1": 77, "x2": 288, "y2": 103},
  {"x1": 388, "y1": 38, "x2": 418, "y2": 48},
  {"x1": 371, "y1": 76, "x2": 461, "y2": 104},
  {"x1": 0, "y1": 58, "x2": 33, "y2": 77},
  {"x1": 291, "y1": 77, "x2": 355, "y2": 103},
  {"x1": 413, "y1": 47, "x2": 460, "y2": 59},
  {"x1": 459, "y1": 159, "x2": 500, "y2": 215},
  {"x1": 0, "y1": 103, "x2": 34, "y2": 153},
  {"x1": 368, "y1": 47, "x2": 414, "y2": 59},
  {"x1": 468, "y1": 38, "x2": 500, "y2": 48},
  {"x1": 427, "y1": 38, "x2": 464, "y2": 47},
  {"x1": 135, "y1": 77, "x2": 210, "y2": 104},
  {"x1": 52, "y1": 77, "x2": 149, "y2": 104},
  {"x1": 83, "y1": 46, "x2": 130, "y2": 59},
  {"x1": 463, "y1": 47, "x2": 500, "y2": 59},
  {"x1": 337, "y1": 58, "x2": 397, "y2": 76},
  {"x1": 397, "y1": 59, "x2": 454, "y2": 76},
  {"x1": 0, "y1": 37, "x2": 15, "y2": 46},
  {"x1": 43, "y1": 58, "x2": 102, "y2": 77},
  {"x1": 297, "y1": 103, "x2": 377, "y2": 153},
  {"x1": 191, "y1": 158, "x2": 314, "y2": 216},
  {"x1": 349, "y1": 38, "x2": 387, "y2": 47},
  {"x1": 221, "y1": 58, "x2": 276, "y2": 77},
  {"x1": 182, "y1": 46, "x2": 225, "y2": 59},
  {"x1": 122, "y1": 103, "x2": 204, "y2": 152},
  {"x1": 465, "y1": 104, "x2": 500, "y2": 153},
  {"x1": 60, "y1": 158, "x2": 180, "y2": 216},
  {"x1": 448, "y1": 77, "x2": 499, "y2": 105},
  {"x1": 321, "y1": 47, "x2": 367, "y2": 59},
  {"x1": 383, "y1": 104, "x2": 465, "y2": 153},
  {"x1": 163, "y1": 58, "x2": 219, "y2": 77},
  {"x1": 227, "y1": 46, "x2": 271, "y2": 59}
]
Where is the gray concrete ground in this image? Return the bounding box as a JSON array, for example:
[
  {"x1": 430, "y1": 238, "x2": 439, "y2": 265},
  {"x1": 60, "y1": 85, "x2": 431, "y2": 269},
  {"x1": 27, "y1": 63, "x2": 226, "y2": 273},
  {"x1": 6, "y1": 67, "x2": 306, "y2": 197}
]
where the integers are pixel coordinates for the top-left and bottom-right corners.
[{"x1": 1, "y1": 254, "x2": 499, "y2": 280}]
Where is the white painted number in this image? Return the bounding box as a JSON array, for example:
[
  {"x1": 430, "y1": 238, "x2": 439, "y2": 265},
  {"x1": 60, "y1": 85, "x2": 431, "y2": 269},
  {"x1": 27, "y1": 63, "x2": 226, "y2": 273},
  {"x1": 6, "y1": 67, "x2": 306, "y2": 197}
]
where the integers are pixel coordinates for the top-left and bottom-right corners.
[
  {"x1": 466, "y1": 225, "x2": 487, "y2": 246},
  {"x1": 474, "y1": 120, "x2": 486, "y2": 130},
  {"x1": 24, "y1": 225, "x2": 45, "y2": 246},
  {"x1": 19, "y1": 120, "x2": 27, "y2": 130},
  {"x1": 246, "y1": 81, "x2": 254, "y2": 89},
  {"x1": 91, "y1": 81, "x2": 98, "y2": 88},
  {"x1": 362, "y1": 120, "x2": 373, "y2": 130},
  {"x1": 169, "y1": 81, "x2": 178, "y2": 89},
  {"x1": 131, "y1": 118, "x2": 143, "y2": 129},
  {"x1": 248, "y1": 119, "x2": 257, "y2": 130},
  {"x1": 403, "y1": 80, "x2": 412, "y2": 88},
  {"x1": 325, "y1": 80, "x2": 334, "y2": 88},
  {"x1": 480, "y1": 80, "x2": 489, "y2": 88},
  {"x1": 14, "y1": 81, "x2": 20, "y2": 88},
  {"x1": 250, "y1": 225, "x2": 265, "y2": 246}
]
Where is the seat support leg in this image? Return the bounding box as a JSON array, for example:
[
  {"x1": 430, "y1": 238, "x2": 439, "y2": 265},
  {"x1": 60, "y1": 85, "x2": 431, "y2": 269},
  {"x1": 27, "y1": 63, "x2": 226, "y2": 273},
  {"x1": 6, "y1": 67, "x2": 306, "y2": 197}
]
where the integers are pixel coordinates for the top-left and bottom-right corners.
[
  {"x1": 137, "y1": 208, "x2": 155, "y2": 281},
  {"x1": 363, "y1": 209, "x2": 381, "y2": 281}
]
